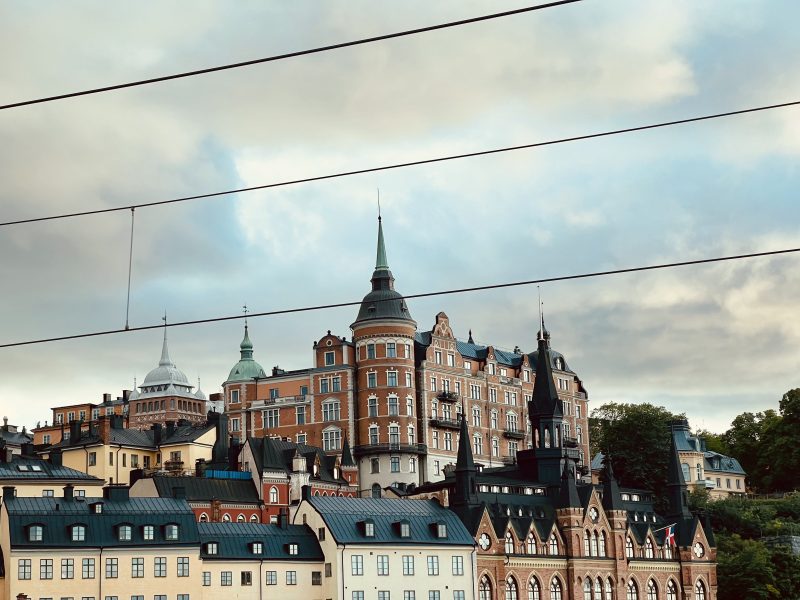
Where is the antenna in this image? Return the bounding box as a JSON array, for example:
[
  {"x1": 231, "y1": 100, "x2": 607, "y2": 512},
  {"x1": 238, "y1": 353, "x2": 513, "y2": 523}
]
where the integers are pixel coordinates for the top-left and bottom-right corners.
[
  {"x1": 537, "y1": 286, "x2": 544, "y2": 337},
  {"x1": 377, "y1": 188, "x2": 381, "y2": 220}
]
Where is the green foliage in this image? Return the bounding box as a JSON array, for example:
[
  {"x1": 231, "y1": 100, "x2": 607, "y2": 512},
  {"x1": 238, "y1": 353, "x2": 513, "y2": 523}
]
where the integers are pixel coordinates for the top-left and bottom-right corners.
[
  {"x1": 688, "y1": 487, "x2": 710, "y2": 511},
  {"x1": 694, "y1": 428, "x2": 729, "y2": 455},
  {"x1": 589, "y1": 402, "x2": 682, "y2": 511},
  {"x1": 716, "y1": 534, "x2": 778, "y2": 600}
]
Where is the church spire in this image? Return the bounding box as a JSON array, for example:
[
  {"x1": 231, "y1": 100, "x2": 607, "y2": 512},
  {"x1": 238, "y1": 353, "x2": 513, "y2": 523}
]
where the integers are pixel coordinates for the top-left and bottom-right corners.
[
  {"x1": 558, "y1": 459, "x2": 581, "y2": 508},
  {"x1": 530, "y1": 329, "x2": 562, "y2": 418},
  {"x1": 452, "y1": 413, "x2": 479, "y2": 508},
  {"x1": 159, "y1": 313, "x2": 172, "y2": 367},
  {"x1": 667, "y1": 424, "x2": 692, "y2": 520},
  {"x1": 375, "y1": 215, "x2": 389, "y2": 270}
]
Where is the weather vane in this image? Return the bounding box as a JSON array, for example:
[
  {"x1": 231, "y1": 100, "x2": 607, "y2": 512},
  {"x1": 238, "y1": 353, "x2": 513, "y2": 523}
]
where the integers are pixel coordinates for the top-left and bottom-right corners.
[{"x1": 243, "y1": 304, "x2": 249, "y2": 326}]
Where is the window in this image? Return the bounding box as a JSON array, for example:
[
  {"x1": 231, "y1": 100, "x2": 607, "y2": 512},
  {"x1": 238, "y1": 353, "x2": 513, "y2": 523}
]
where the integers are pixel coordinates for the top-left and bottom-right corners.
[
  {"x1": 550, "y1": 578, "x2": 563, "y2": 600},
  {"x1": 489, "y1": 388, "x2": 497, "y2": 403},
  {"x1": 473, "y1": 434, "x2": 483, "y2": 455},
  {"x1": 436, "y1": 523, "x2": 447, "y2": 538},
  {"x1": 402, "y1": 555, "x2": 415, "y2": 575},
  {"x1": 527, "y1": 533, "x2": 537, "y2": 555},
  {"x1": 429, "y1": 593, "x2": 440, "y2": 600},
  {"x1": 286, "y1": 571, "x2": 297, "y2": 585},
  {"x1": 645, "y1": 539, "x2": 654, "y2": 558},
  {"x1": 264, "y1": 408, "x2": 279, "y2": 428},
  {"x1": 665, "y1": 581, "x2": 677, "y2": 600},
  {"x1": 62, "y1": 558, "x2": 74, "y2": 579},
  {"x1": 354, "y1": 593, "x2": 365, "y2": 600},
  {"x1": 388, "y1": 395, "x2": 399, "y2": 415},
  {"x1": 479, "y1": 577, "x2": 493, "y2": 600},
  {"x1": 265, "y1": 571, "x2": 277, "y2": 585},
  {"x1": 377, "y1": 555, "x2": 389, "y2": 575},
  {"x1": 165, "y1": 524, "x2": 179, "y2": 540},
  {"x1": 451, "y1": 556, "x2": 464, "y2": 576},
  {"x1": 177, "y1": 557, "x2": 189, "y2": 577},
  {"x1": 323, "y1": 401, "x2": 340, "y2": 421},
  {"x1": 269, "y1": 486, "x2": 279, "y2": 503},
  {"x1": 325, "y1": 351, "x2": 335, "y2": 365},
  {"x1": 105, "y1": 558, "x2": 118, "y2": 578},
  {"x1": 431, "y1": 377, "x2": 437, "y2": 391},
  {"x1": 371, "y1": 457, "x2": 380, "y2": 473},
  {"x1": 626, "y1": 580, "x2": 638, "y2": 600},
  {"x1": 230, "y1": 389, "x2": 239, "y2": 403},
  {"x1": 206, "y1": 542, "x2": 218, "y2": 555},
  {"x1": 506, "y1": 577, "x2": 519, "y2": 600},
  {"x1": 221, "y1": 571, "x2": 232, "y2": 586},
  {"x1": 369, "y1": 397, "x2": 379, "y2": 417},
  {"x1": 18, "y1": 558, "x2": 32, "y2": 580},
  {"x1": 230, "y1": 417, "x2": 240, "y2": 432},
  {"x1": 549, "y1": 534, "x2": 558, "y2": 555},
  {"x1": 368, "y1": 372, "x2": 377, "y2": 388},
  {"x1": 391, "y1": 456, "x2": 400, "y2": 472},
  {"x1": 320, "y1": 378, "x2": 330, "y2": 393},
  {"x1": 72, "y1": 524, "x2": 86, "y2": 541},
  {"x1": 410, "y1": 457, "x2": 417, "y2": 472},
  {"x1": 434, "y1": 460, "x2": 440, "y2": 475},
  {"x1": 694, "y1": 581, "x2": 706, "y2": 600},
  {"x1": 288, "y1": 543, "x2": 299, "y2": 555},
  {"x1": 405, "y1": 593, "x2": 415, "y2": 600},
  {"x1": 380, "y1": 593, "x2": 391, "y2": 600},
  {"x1": 492, "y1": 438, "x2": 500, "y2": 457},
  {"x1": 606, "y1": 579, "x2": 614, "y2": 600},
  {"x1": 490, "y1": 410, "x2": 498, "y2": 429},
  {"x1": 118, "y1": 524, "x2": 132, "y2": 541},
  {"x1": 132, "y1": 558, "x2": 144, "y2": 578},
  {"x1": 177, "y1": 596, "x2": 189, "y2": 600},
  {"x1": 583, "y1": 580, "x2": 592, "y2": 600},
  {"x1": 80, "y1": 558, "x2": 95, "y2": 579},
  {"x1": 646, "y1": 581, "x2": 657, "y2": 600},
  {"x1": 591, "y1": 531, "x2": 599, "y2": 556},
  {"x1": 296, "y1": 405, "x2": 306, "y2": 425},
  {"x1": 40, "y1": 558, "x2": 53, "y2": 579},
  {"x1": 444, "y1": 432, "x2": 453, "y2": 451},
  {"x1": 427, "y1": 555, "x2": 439, "y2": 575},
  {"x1": 469, "y1": 383, "x2": 480, "y2": 399},
  {"x1": 351, "y1": 555, "x2": 364, "y2": 576},
  {"x1": 297, "y1": 433, "x2": 307, "y2": 444},
  {"x1": 367, "y1": 343, "x2": 376, "y2": 359},
  {"x1": 387, "y1": 343, "x2": 397, "y2": 357},
  {"x1": 626, "y1": 537, "x2": 634, "y2": 558},
  {"x1": 132, "y1": 596, "x2": 144, "y2": 600},
  {"x1": 28, "y1": 524, "x2": 43, "y2": 541},
  {"x1": 311, "y1": 570, "x2": 322, "y2": 585},
  {"x1": 242, "y1": 571, "x2": 253, "y2": 586},
  {"x1": 472, "y1": 407, "x2": 481, "y2": 427},
  {"x1": 406, "y1": 373, "x2": 413, "y2": 388},
  {"x1": 506, "y1": 531, "x2": 516, "y2": 554},
  {"x1": 408, "y1": 425, "x2": 416, "y2": 444},
  {"x1": 323, "y1": 428, "x2": 341, "y2": 451},
  {"x1": 154, "y1": 557, "x2": 167, "y2": 577}
]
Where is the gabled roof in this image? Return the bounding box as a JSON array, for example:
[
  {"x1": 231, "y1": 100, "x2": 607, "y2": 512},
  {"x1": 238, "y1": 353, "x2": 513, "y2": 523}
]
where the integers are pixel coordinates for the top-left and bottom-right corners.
[
  {"x1": 0, "y1": 456, "x2": 102, "y2": 482},
  {"x1": 198, "y1": 522, "x2": 323, "y2": 561},
  {"x1": 307, "y1": 496, "x2": 474, "y2": 546},
  {"x1": 151, "y1": 475, "x2": 259, "y2": 504},
  {"x1": 1, "y1": 427, "x2": 33, "y2": 447},
  {"x1": 703, "y1": 451, "x2": 745, "y2": 475},
  {"x1": 49, "y1": 421, "x2": 215, "y2": 450},
  {"x1": 249, "y1": 437, "x2": 351, "y2": 485}
]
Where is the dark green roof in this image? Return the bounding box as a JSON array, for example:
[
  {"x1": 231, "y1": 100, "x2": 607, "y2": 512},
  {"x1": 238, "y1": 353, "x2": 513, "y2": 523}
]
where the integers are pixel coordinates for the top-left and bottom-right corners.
[
  {"x1": 0, "y1": 456, "x2": 102, "y2": 482},
  {"x1": 49, "y1": 421, "x2": 214, "y2": 450},
  {"x1": 5, "y1": 494, "x2": 198, "y2": 549},
  {"x1": 307, "y1": 496, "x2": 474, "y2": 546},
  {"x1": 249, "y1": 438, "x2": 352, "y2": 485},
  {"x1": 151, "y1": 475, "x2": 259, "y2": 504},
  {"x1": 198, "y1": 522, "x2": 323, "y2": 561}
]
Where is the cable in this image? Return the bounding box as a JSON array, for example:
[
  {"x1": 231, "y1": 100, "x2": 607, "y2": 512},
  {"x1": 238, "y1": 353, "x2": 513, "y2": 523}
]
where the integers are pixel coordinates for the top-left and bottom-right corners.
[
  {"x1": 124, "y1": 207, "x2": 135, "y2": 330},
  {"x1": 2, "y1": 99, "x2": 799, "y2": 228},
  {"x1": 0, "y1": 0, "x2": 582, "y2": 111},
  {"x1": 1, "y1": 245, "x2": 797, "y2": 349}
]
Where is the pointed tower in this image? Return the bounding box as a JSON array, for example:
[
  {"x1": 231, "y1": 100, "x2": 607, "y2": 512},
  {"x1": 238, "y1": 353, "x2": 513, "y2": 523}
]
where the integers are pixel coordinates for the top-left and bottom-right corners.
[
  {"x1": 340, "y1": 436, "x2": 359, "y2": 487},
  {"x1": 351, "y1": 215, "x2": 420, "y2": 493},
  {"x1": 558, "y1": 460, "x2": 581, "y2": 509},
  {"x1": 601, "y1": 455, "x2": 629, "y2": 554},
  {"x1": 666, "y1": 428, "x2": 692, "y2": 521},
  {"x1": 451, "y1": 414, "x2": 479, "y2": 509},
  {"x1": 223, "y1": 323, "x2": 267, "y2": 441}
]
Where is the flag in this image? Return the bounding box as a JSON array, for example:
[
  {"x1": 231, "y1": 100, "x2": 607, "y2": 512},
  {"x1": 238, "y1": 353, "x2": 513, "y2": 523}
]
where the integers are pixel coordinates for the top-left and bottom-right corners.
[{"x1": 664, "y1": 524, "x2": 676, "y2": 546}]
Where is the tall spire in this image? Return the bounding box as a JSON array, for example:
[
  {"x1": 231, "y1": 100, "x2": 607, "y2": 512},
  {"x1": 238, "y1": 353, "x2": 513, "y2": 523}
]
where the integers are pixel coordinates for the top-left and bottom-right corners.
[
  {"x1": 558, "y1": 459, "x2": 581, "y2": 508},
  {"x1": 601, "y1": 454, "x2": 624, "y2": 511},
  {"x1": 375, "y1": 215, "x2": 389, "y2": 270},
  {"x1": 159, "y1": 312, "x2": 172, "y2": 367},
  {"x1": 530, "y1": 330, "x2": 562, "y2": 418},
  {"x1": 452, "y1": 413, "x2": 479, "y2": 508},
  {"x1": 240, "y1": 322, "x2": 254, "y2": 360},
  {"x1": 667, "y1": 424, "x2": 691, "y2": 519}
]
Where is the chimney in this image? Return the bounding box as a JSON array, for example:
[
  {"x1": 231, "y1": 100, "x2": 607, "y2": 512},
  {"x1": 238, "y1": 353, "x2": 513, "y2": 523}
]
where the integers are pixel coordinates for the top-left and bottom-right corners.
[
  {"x1": 0, "y1": 440, "x2": 7, "y2": 463},
  {"x1": 21, "y1": 442, "x2": 35, "y2": 457},
  {"x1": 129, "y1": 468, "x2": 143, "y2": 487},
  {"x1": 195, "y1": 459, "x2": 207, "y2": 478},
  {"x1": 165, "y1": 421, "x2": 176, "y2": 439},
  {"x1": 50, "y1": 449, "x2": 63, "y2": 467},
  {"x1": 2, "y1": 485, "x2": 15, "y2": 501},
  {"x1": 98, "y1": 415, "x2": 111, "y2": 441},
  {"x1": 69, "y1": 420, "x2": 82, "y2": 445},
  {"x1": 88, "y1": 421, "x2": 97, "y2": 438},
  {"x1": 301, "y1": 485, "x2": 312, "y2": 501},
  {"x1": 173, "y1": 486, "x2": 186, "y2": 500},
  {"x1": 228, "y1": 436, "x2": 240, "y2": 471},
  {"x1": 212, "y1": 412, "x2": 229, "y2": 464},
  {"x1": 151, "y1": 423, "x2": 163, "y2": 447},
  {"x1": 122, "y1": 389, "x2": 132, "y2": 401},
  {"x1": 63, "y1": 484, "x2": 74, "y2": 501},
  {"x1": 277, "y1": 507, "x2": 289, "y2": 529},
  {"x1": 103, "y1": 393, "x2": 112, "y2": 403},
  {"x1": 2, "y1": 416, "x2": 7, "y2": 431},
  {"x1": 103, "y1": 485, "x2": 130, "y2": 502},
  {"x1": 110, "y1": 414, "x2": 124, "y2": 430}
]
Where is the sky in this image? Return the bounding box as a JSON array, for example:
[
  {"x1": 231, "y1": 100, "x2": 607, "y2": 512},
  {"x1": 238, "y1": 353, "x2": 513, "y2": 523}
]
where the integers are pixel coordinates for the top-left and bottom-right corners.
[{"x1": 1, "y1": 0, "x2": 800, "y2": 434}]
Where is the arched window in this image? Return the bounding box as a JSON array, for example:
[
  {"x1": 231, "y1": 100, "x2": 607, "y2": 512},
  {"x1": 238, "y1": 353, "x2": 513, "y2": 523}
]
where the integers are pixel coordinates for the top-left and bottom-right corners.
[
  {"x1": 626, "y1": 580, "x2": 638, "y2": 600},
  {"x1": 694, "y1": 581, "x2": 706, "y2": 600},
  {"x1": 269, "y1": 486, "x2": 279, "y2": 504},
  {"x1": 665, "y1": 581, "x2": 677, "y2": 600},
  {"x1": 528, "y1": 578, "x2": 541, "y2": 600},
  {"x1": 595, "y1": 579, "x2": 603, "y2": 600},
  {"x1": 549, "y1": 533, "x2": 558, "y2": 555},
  {"x1": 505, "y1": 576, "x2": 519, "y2": 600},
  {"x1": 599, "y1": 531, "x2": 607, "y2": 557},
  {"x1": 371, "y1": 483, "x2": 381, "y2": 499},
  {"x1": 583, "y1": 579, "x2": 592, "y2": 600},
  {"x1": 222, "y1": 513, "x2": 231, "y2": 522},
  {"x1": 646, "y1": 580, "x2": 657, "y2": 600},
  {"x1": 505, "y1": 531, "x2": 515, "y2": 555},
  {"x1": 605, "y1": 578, "x2": 614, "y2": 600},
  {"x1": 479, "y1": 576, "x2": 493, "y2": 600},
  {"x1": 549, "y1": 577, "x2": 563, "y2": 600},
  {"x1": 591, "y1": 531, "x2": 599, "y2": 556},
  {"x1": 645, "y1": 539, "x2": 654, "y2": 559},
  {"x1": 680, "y1": 463, "x2": 690, "y2": 482},
  {"x1": 696, "y1": 463, "x2": 702, "y2": 481},
  {"x1": 237, "y1": 514, "x2": 246, "y2": 523},
  {"x1": 544, "y1": 428, "x2": 551, "y2": 448},
  {"x1": 625, "y1": 537, "x2": 635, "y2": 558},
  {"x1": 250, "y1": 514, "x2": 259, "y2": 523},
  {"x1": 583, "y1": 530, "x2": 591, "y2": 556},
  {"x1": 527, "y1": 533, "x2": 537, "y2": 555},
  {"x1": 663, "y1": 541, "x2": 672, "y2": 559},
  {"x1": 199, "y1": 513, "x2": 208, "y2": 522}
]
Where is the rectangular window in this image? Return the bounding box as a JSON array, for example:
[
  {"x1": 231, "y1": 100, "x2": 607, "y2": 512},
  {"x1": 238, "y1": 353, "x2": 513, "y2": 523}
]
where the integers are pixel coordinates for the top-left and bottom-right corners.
[
  {"x1": 377, "y1": 555, "x2": 389, "y2": 576},
  {"x1": 405, "y1": 372, "x2": 413, "y2": 388},
  {"x1": 131, "y1": 558, "x2": 144, "y2": 578},
  {"x1": 391, "y1": 456, "x2": 400, "y2": 472},
  {"x1": 325, "y1": 351, "x2": 335, "y2": 365},
  {"x1": 154, "y1": 595, "x2": 166, "y2": 600},
  {"x1": 230, "y1": 389, "x2": 240, "y2": 403},
  {"x1": 143, "y1": 525, "x2": 154, "y2": 541},
  {"x1": 312, "y1": 571, "x2": 322, "y2": 585},
  {"x1": 351, "y1": 555, "x2": 364, "y2": 576},
  {"x1": 202, "y1": 572, "x2": 211, "y2": 586},
  {"x1": 434, "y1": 460, "x2": 440, "y2": 475},
  {"x1": 332, "y1": 376, "x2": 341, "y2": 392},
  {"x1": 427, "y1": 556, "x2": 439, "y2": 576},
  {"x1": 296, "y1": 405, "x2": 305, "y2": 425},
  {"x1": 451, "y1": 556, "x2": 464, "y2": 576},
  {"x1": 430, "y1": 377, "x2": 437, "y2": 391},
  {"x1": 387, "y1": 371, "x2": 398, "y2": 387},
  {"x1": 429, "y1": 592, "x2": 441, "y2": 600},
  {"x1": 265, "y1": 571, "x2": 277, "y2": 585},
  {"x1": 323, "y1": 428, "x2": 341, "y2": 451},
  {"x1": 323, "y1": 401, "x2": 341, "y2": 421},
  {"x1": 320, "y1": 378, "x2": 330, "y2": 393},
  {"x1": 402, "y1": 555, "x2": 414, "y2": 575},
  {"x1": 369, "y1": 397, "x2": 379, "y2": 417},
  {"x1": 368, "y1": 372, "x2": 377, "y2": 388},
  {"x1": 177, "y1": 596, "x2": 189, "y2": 600},
  {"x1": 286, "y1": 571, "x2": 297, "y2": 585},
  {"x1": 131, "y1": 596, "x2": 144, "y2": 600},
  {"x1": 453, "y1": 592, "x2": 465, "y2": 600},
  {"x1": 270, "y1": 388, "x2": 279, "y2": 400},
  {"x1": 379, "y1": 593, "x2": 390, "y2": 600},
  {"x1": 353, "y1": 593, "x2": 365, "y2": 600},
  {"x1": 81, "y1": 559, "x2": 94, "y2": 579},
  {"x1": 105, "y1": 558, "x2": 118, "y2": 579},
  {"x1": 241, "y1": 571, "x2": 252, "y2": 586},
  {"x1": 371, "y1": 457, "x2": 380, "y2": 473},
  {"x1": 18, "y1": 559, "x2": 32, "y2": 580},
  {"x1": 154, "y1": 557, "x2": 166, "y2": 578},
  {"x1": 367, "y1": 344, "x2": 376, "y2": 359},
  {"x1": 177, "y1": 557, "x2": 189, "y2": 577},
  {"x1": 297, "y1": 433, "x2": 307, "y2": 444},
  {"x1": 221, "y1": 571, "x2": 232, "y2": 586},
  {"x1": 435, "y1": 351, "x2": 442, "y2": 364},
  {"x1": 62, "y1": 558, "x2": 74, "y2": 579},
  {"x1": 40, "y1": 559, "x2": 53, "y2": 580},
  {"x1": 405, "y1": 593, "x2": 416, "y2": 600}
]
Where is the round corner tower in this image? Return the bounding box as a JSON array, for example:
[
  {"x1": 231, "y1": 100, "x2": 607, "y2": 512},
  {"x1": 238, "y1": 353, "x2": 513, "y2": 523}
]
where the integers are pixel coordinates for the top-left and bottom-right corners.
[{"x1": 350, "y1": 216, "x2": 421, "y2": 495}]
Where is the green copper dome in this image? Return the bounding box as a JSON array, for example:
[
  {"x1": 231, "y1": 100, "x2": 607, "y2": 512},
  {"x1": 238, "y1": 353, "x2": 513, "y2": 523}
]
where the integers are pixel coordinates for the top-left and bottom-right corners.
[{"x1": 226, "y1": 324, "x2": 267, "y2": 383}]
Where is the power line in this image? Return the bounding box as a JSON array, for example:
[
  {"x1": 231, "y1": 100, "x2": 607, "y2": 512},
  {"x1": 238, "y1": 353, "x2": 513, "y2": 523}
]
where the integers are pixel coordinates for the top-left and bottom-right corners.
[
  {"x1": 0, "y1": 0, "x2": 582, "y2": 111},
  {"x1": 2, "y1": 245, "x2": 797, "y2": 349},
  {"x1": 2, "y1": 99, "x2": 799, "y2": 228}
]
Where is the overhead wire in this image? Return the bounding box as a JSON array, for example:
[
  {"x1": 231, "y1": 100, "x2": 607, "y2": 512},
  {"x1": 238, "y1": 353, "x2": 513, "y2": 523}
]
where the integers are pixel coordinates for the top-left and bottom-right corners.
[
  {"x1": 1, "y1": 99, "x2": 799, "y2": 228},
  {"x1": 1, "y1": 245, "x2": 797, "y2": 349},
  {"x1": 0, "y1": 0, "x2": 583, "y2": 111}
]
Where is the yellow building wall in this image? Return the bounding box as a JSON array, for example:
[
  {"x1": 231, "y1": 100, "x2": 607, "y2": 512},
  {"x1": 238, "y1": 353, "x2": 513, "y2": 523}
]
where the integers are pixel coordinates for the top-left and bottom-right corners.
[
  {"x1": 199, "y1": 559, "x2": 323, "y2": 600},
  {"x1": 1, "y1": 481, "x2": 104, "y2": 498}
]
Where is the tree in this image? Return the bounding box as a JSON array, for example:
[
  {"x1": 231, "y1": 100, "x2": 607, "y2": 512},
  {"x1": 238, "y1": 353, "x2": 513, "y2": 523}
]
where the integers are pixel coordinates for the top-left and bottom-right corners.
[
  {"x1": 716, "y1": 534, "x2": 778, "y2": 600},
  {"x1": 590, "y1": 402, "x2": 682, "y2": 510},
  {"x1": 723, "y1": 409, "x2": 780, "y2": 492},
  {"x1": 694, "y1": 429, "x2": 729, "y2": 455}
]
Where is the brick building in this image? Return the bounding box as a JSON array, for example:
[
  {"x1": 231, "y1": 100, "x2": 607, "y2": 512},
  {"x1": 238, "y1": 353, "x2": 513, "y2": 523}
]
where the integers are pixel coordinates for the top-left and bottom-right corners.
[{"x1": 224, "y1": 217, "x2": 589, "y2": 495}]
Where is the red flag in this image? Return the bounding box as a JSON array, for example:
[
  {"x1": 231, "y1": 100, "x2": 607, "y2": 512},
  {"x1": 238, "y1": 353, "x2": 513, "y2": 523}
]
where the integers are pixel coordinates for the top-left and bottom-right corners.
[{"x1": 664, "y1": 524, "x2": 676, "y2": 546}]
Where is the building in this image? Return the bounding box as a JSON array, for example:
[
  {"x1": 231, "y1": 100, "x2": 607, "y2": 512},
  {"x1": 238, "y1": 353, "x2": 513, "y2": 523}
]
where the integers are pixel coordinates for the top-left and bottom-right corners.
[
  {"x1": 0, "y1": 419, "x2": 32, "y2": 456},
  {"x1": 0, "y1": 443, "x2": 103, "y2": 498},
  {"x1": 294, "y1": 493, "x2": 478, "y2": 600},
  {"x1": 407, "y1": 331, "x2": 717, "y2": 600},
  {"x1": 32, "y1": 394, "x2": 131, "y2": 447},
  {"x1": 223, "y1": 217, "x2": 590, "y2": 494}
]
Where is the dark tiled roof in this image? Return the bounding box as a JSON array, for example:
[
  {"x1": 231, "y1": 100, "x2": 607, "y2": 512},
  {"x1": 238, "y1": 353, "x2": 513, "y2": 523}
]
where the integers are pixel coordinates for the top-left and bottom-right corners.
[
  {"x1": 49, "y1": 422, "x2": 214, "y2": 450},
  {"x1": 151, "y1": 475, "x2": 260, "y2": 504},
  {"x1": 1, "y1": 428, "x2": 33, "y2": 446},
  {"x1": 703, "y1": 451, "x2": 745, "y2": 475},
  {"x1": 249, "y1": 438, "x2": 350, "y2": 485},
  {"x1": 0, "y1": 456, "x2": 102, "y2": 482},
  {"x1": 198, "y1": 522, "x2": 323, "y2": 560},
  {"x1": 5, "y1": 495, "x2": 199, "y2": 548},
  {"x1": 307, "y1": 496, "x2": 474, "y2": 546}
]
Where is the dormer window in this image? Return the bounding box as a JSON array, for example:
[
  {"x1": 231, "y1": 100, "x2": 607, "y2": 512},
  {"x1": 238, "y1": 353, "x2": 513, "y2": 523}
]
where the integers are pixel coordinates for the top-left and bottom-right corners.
[
  {"x1": 91, "y1": 502, "x2": 103, "y2": 514},
  {"x1": 164, "y1": 524, "x2": 179, "y2": 541},
  {"x1": 206, "y1": 542, "x2": 218, "y2": 555},
  {"x1": 252, "y1": 542, "x2": 263, "y2": 554},
  {"x1": 118, "y1": 525, "x2": 132, "y2": 541},
  {"x1": 362, "y1": 519, "x2": 375, "y2": 537},
  {"x1": 394, "y1": 520, "x2": 410, "y2": 538},
  {"x1": 142, "y1": 525, "x2": 154, "y2": 541},
  {"x1": 287, "y1": 543, "x2": 299, "y2": 555},
  {"x1": 435, "y1": 523, "x2": 447, "y2": 539},
  {"x1": 71, "y1": 524, "x2": 86, "y2": 542},
  {"x1": 28, "y1": 525, "x2": 43, "y2": 542}
]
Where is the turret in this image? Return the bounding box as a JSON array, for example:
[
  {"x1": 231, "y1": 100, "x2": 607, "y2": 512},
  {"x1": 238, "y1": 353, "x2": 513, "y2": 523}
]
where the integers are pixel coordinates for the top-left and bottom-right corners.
[{"x1": 451, "y1": 414, "x2": 479, "y2": 509}]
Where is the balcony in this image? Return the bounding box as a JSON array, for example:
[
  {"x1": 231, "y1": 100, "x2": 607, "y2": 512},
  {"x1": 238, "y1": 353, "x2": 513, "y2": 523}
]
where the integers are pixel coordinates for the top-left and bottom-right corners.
[
  {"x1": 353, "y1": 443, "x2": 428, "y2": 457},
  {"x1": 257, "y1": 394, "x2": 311, "y2": 407},
  {"x1": 499, "y1": 376, "x2": 520, "y2": 385},
  {"x1": 436, "y1": 391, "x2": 460, "y2": 403},
  {"x1": 429, "y1": 418, "x2": 461, "y2": 430},
  {"x1": 703, "y1": 479, "x2": 717, "y2": 489},
  {"x1": 503, "y1": 428, "x2": 525, "y2": 440}
]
